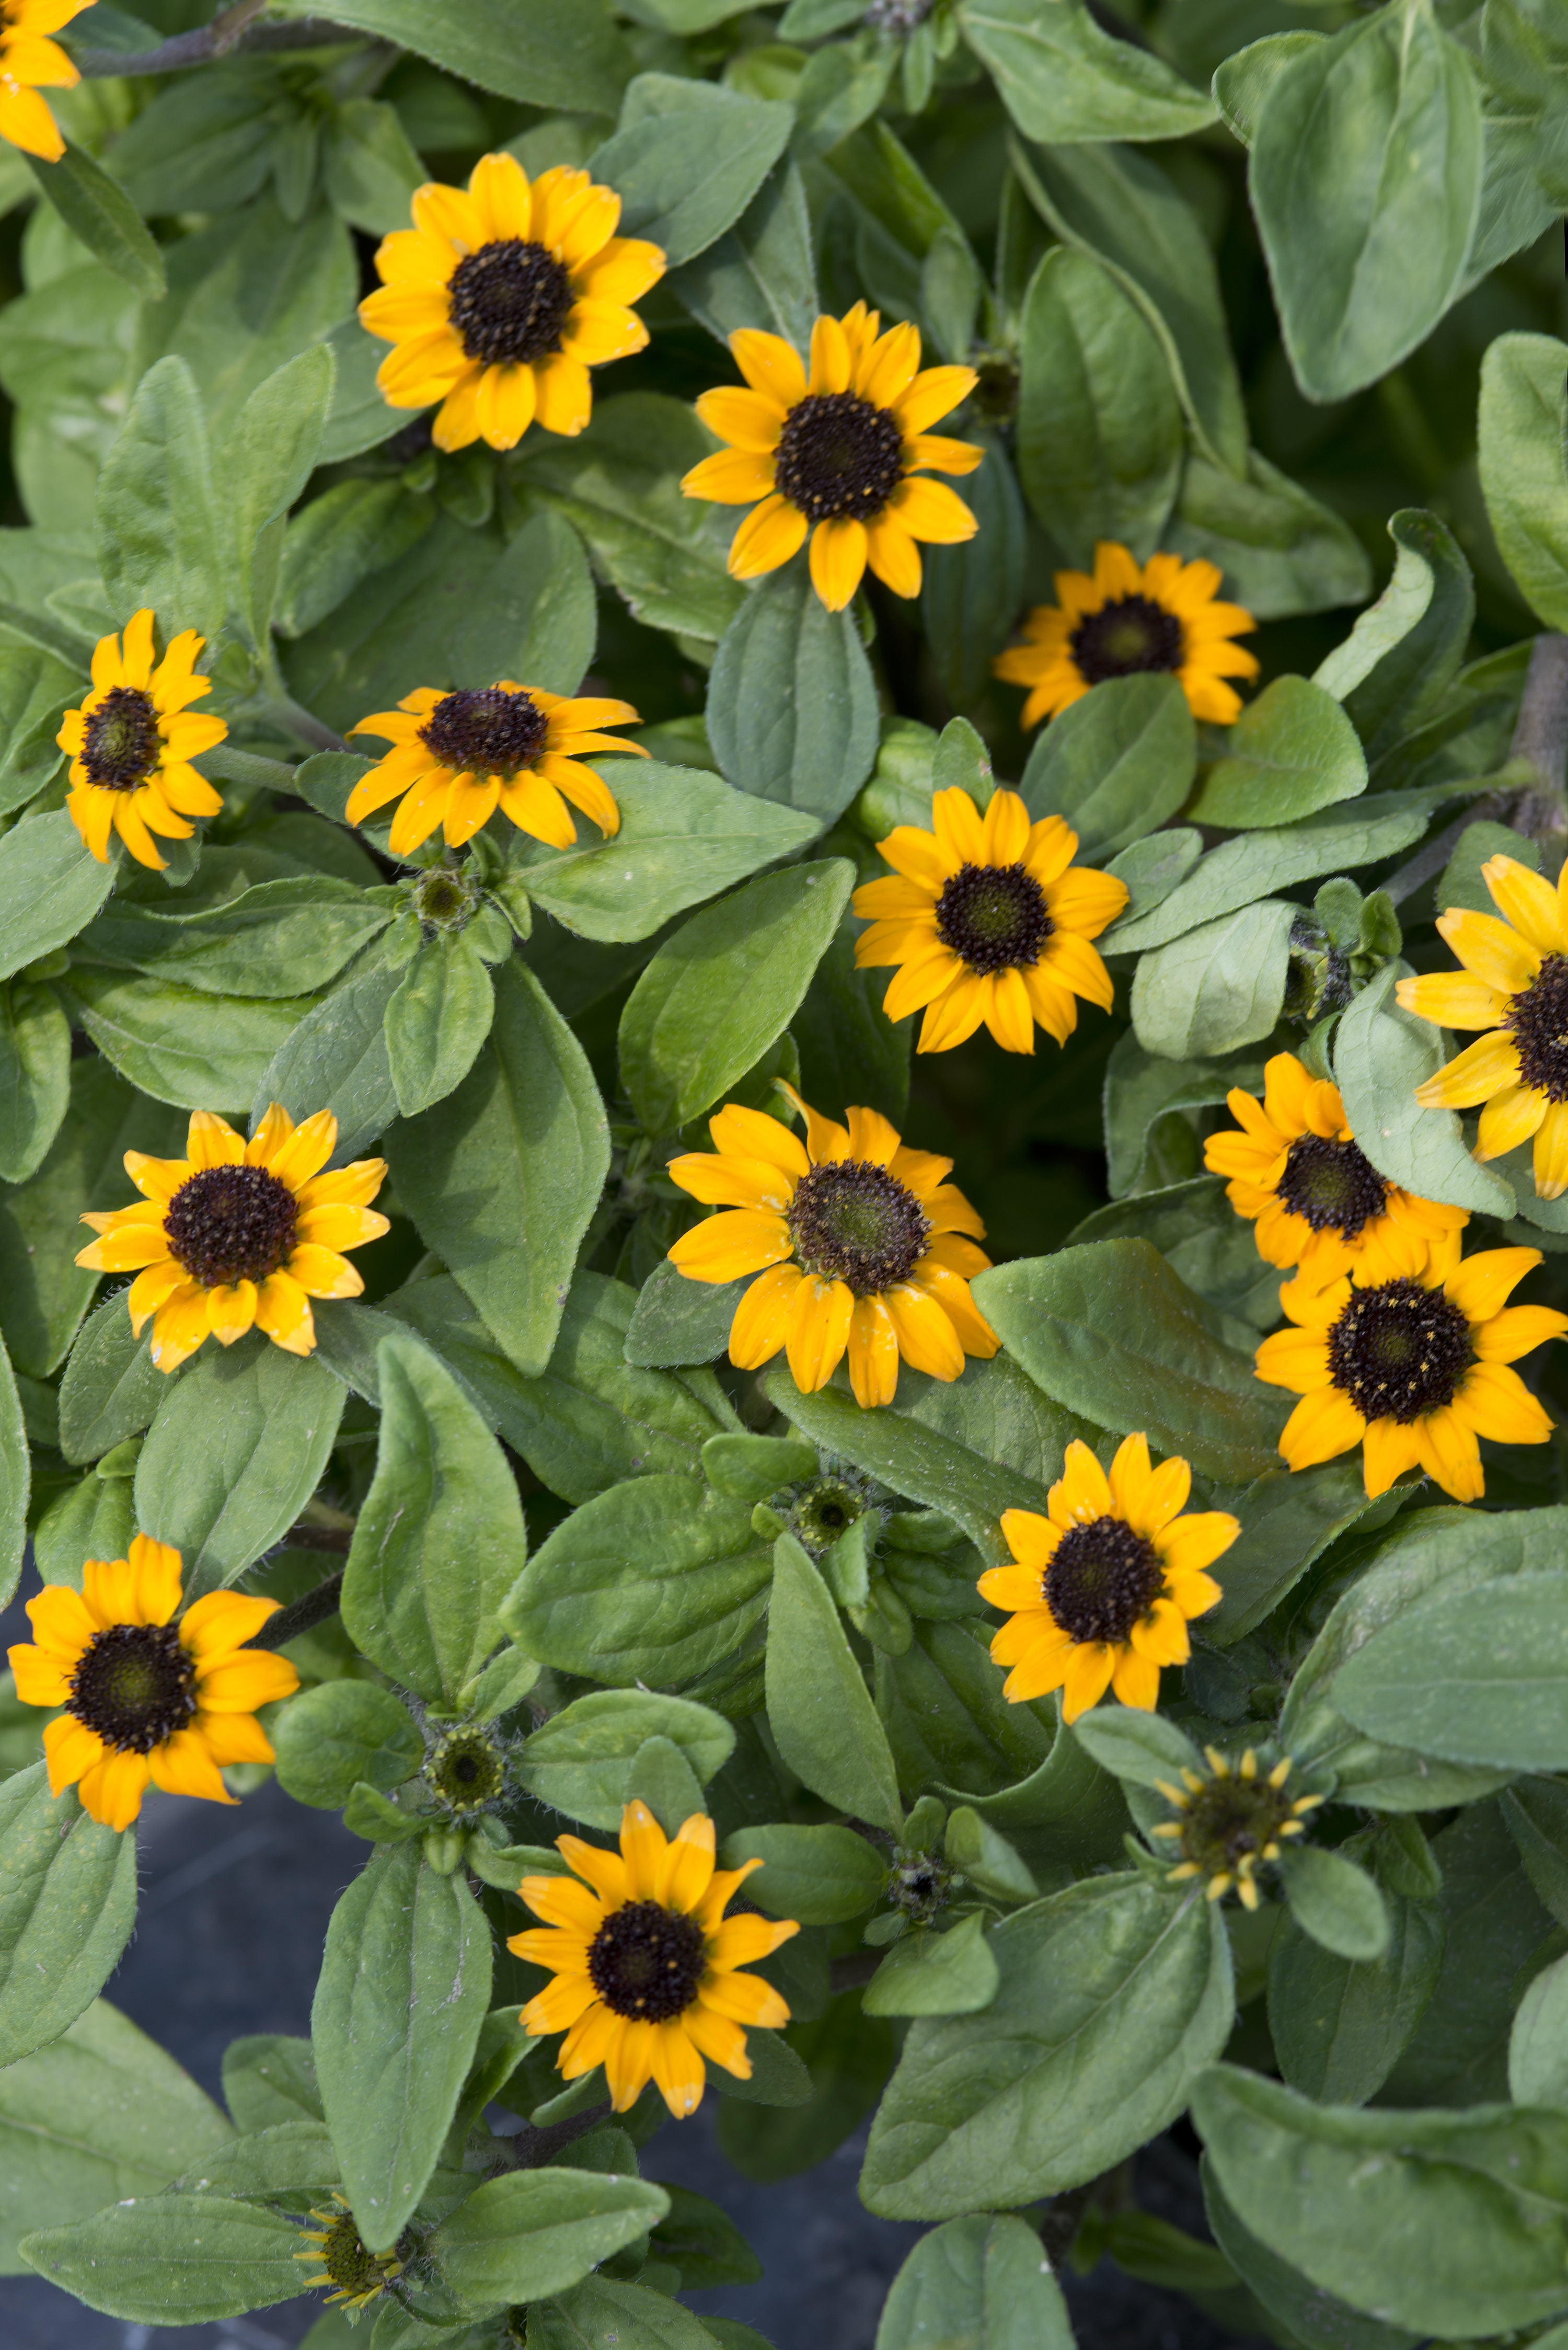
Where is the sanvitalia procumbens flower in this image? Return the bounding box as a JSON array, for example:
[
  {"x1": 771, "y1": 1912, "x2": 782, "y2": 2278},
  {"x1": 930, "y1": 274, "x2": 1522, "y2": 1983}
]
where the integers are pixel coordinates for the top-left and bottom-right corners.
[
  {"x1": 58, "y1": 609, "x2": 227, "y2": 871},
  {"x1": 1151, "y1": 1746, "x2": 1324, "y2": 1909},
  {"x1": 1395, "y1": 853, "x2": 1568, "y2": 1198},
  {"x1": 980, "y1": 1435, "x2": 1238, "y2": 1722},
  {"x1": 359, "y1": 151, "x2": 665, "y2": 452},
  {"x1": 1204, "y1": 1050, "x2": 1469, "y2": 1288},
  {"x1": 0, "y1": 0, "x2": 86, "y2": 161},
  {"x1": 994, "y1": 542, "x2": 1259, "y2": 725},
  {"x1": 681, "y1": 302, "x2": 981, "y2": 612},
  {"x1": 510, "y1": 1801, "x2": 797, "y2": 2119},
  {"x1": 75, "y1": 1105, "x2": 389, "y2": 1374},
  {"x1": 7, "y1": 1534, "x2": 298, "y2": 1830},
  {"x1": 346, "y1": 681, "x2": 642, "y2": 855},
  {"x1": 1253, "y1": 1229, "x2": 1568, "y2": 1502},
  {"x1": 852, "y1": 784, "x2": 1129, "y2": 1052},
  {"x1": 666, "y1": 1085, "x2": 997, "y2": 1407}
]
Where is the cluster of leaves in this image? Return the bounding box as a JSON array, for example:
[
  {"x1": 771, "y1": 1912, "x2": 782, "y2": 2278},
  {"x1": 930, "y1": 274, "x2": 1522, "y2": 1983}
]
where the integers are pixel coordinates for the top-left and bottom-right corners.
[{"x1": 0, "y1": 0, "x2": 1566, "y2": 2346}]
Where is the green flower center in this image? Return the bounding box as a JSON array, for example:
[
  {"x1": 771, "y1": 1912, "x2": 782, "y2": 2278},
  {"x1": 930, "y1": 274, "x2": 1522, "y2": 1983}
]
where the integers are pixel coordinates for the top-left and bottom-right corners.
[
  {"x1": 82, "y1": 685, "x2": 160, "y2": 793},
  {"x1": 787, "y1": 1159, "x2": 930, "y2": 1294},
  {"x1": 774, "y1": 391, "x2": 905, "y2": 525},
  {"x1": 69, "y1": 1621, "x2": 195, "y2": 1754},
  {"x1": 424, "y1": 1726, "x2": 506, "y2": 1815},
  {"x1": 935, "y1": 862, "x2": 1050, "y2": 976},
  {"x1": 1044, "y1": 1515, "x2": 1163, "y2": 1645},
  {"x1": 589, "y1": 1900, "x2": 706, "y2": 2021},
  {"x1": 1175, "y1": 1774, "x2": 1297, "y2": 1881},
  {"x1": 1070, "y1": 594, "x2": 1183, "y2": 684},
  {"x1": 1276, "y1": 1133, "x2": 1388, "y2": 1241},
  {"x1": 447, "y1": 238, "x2": 574, "y2": 366},
  {"x1": 787, "y1": 1475, "x2": 867, "y2": 1554},
  {"x1": 164, "y1": 1164, "x2": 298, "y2": 1290},
  {"x1": 317, "y1": 2207, "x2": 400, "y2": 2302},
  {"x1": 1327, "y1": 1278, "x2": 1471, "y2": 1425}
]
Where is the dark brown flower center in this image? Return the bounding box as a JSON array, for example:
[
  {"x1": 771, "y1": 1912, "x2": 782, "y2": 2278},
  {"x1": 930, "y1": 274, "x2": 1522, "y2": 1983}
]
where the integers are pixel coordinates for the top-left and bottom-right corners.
[
  {"x1": 447, "y1": 238, "x2": 574, "y2": 366},
  {"x1": 1507, "y1": 954, "x2": 1568, "y2": 1104},
  {"x1": 418, "y1": 684, "x2": 549, "y2": 779},
  {"x1": 774, "y1": 391, "x2": 905, "y2": 525},
  {"x1": 69, "y1": 1620, "x2": 195, "y2": 1754},
  {"x1": 1177, "y1": 1775, "x2": 1296, "y2": 1878},
  {"x1": 1070, "y1": 594, "x2": 1184, "y2": 685},
  {"x1": 1044, "y1": 1515, "x2": 1164, "y2": 1645},
  {"x1": 164, "y1": 1164, "x2": 298, "y2": 1290},
  {"x1": 1326, "y1": 1277, "x2": 1472, "y2": 1424},
  {"x1": 589, "y1": 1899, "x2": 706, "y2": 2022},
  {"x1": 81, "y1": 686, "x2": 160, "y2": 793},
  {"x1": 787, "y1": 1159, "x2": 930, "y2": 1293},
  {"x1": 1276, "y1": 1133, "x2": 1388, "y2": 1241},
  {"x1": 935, "y1": 862, "x2": 1051, "y2": 976}
]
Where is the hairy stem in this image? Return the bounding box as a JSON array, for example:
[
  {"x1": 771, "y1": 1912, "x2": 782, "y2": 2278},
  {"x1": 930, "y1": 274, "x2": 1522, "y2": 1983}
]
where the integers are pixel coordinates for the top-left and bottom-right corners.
[
  {"x1": 247, "y1": 1567, "x2": 345, "y2": 1650},
  {"x1": 76, "y1": 9, "x2": 359, "y2": 75}
]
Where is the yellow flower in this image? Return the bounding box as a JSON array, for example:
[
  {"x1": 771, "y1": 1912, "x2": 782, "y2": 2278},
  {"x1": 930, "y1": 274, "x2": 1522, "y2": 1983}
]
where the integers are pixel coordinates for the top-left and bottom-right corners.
[
  {"x1": 679, "y1": 301, "x2": 982, "y2": 612},
  {"x1": 1395, "y1": 853, "x2": 1568, "y2": 1198},
  {"x1": 1203, "y1": 1050, "x2": 1469, "y2": 1289},
  {"x1": 665, "y1": 1084, "x2": 997, "y2": 1408},
  {"x1": 6, "y1": 1533, "x2": 298, "y2": 1831},
  {"x1": 74, "y1": 1105, "x2": 389, "y2": 1375},
  {"x1": 1253, "y1": 1229, "x2": 1568, "y2": 1503},
  {"x1": 358, "y1": 151, "x2": 665, "y2": 453},
  {"x1": 0, "y1": 0, "x2": 85, "y2": 162},
  {"x1": 852, "y1": 784, "x2": 1128, "y2": 1053},
  {"x1": 510, "y1": 1799, "x2": 797, "y2": 2120},
  {"x1": 56, "y1": 609, "x2": 227, "y2": 872},
  {"x1": 345, "y1": 681, "x2": 642, "y2": 856},
  {"x1": 294, "y1": 2194, "x2": 404, "y2": 2310},
  {"x1": 1151, "y1": 1747, "x2": 1323, "y2": 1910},
  {"x1": 994, "y1": 542, "x2": 1259, "y2": 726},
  {"x1": 978, "y1": 1434, "x2": 1237, "y2": 1723}
]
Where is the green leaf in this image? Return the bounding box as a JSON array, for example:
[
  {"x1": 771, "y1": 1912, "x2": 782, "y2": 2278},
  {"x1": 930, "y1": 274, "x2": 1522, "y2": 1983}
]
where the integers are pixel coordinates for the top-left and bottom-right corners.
[
  {"x1": 341, "y1": 1332, "x2": 525, "y2": 1706},
  {"x1": 0, "y1": 1765, "x2": 139, "y2": 2070},
  {"x1": 1192, "y1": 2063, "x2": 1568, "y2": 2336},
  {"x1": 1206, "y1": 1459, "x2": 1391, "y2": 1644},
  {"x1": 971, "y1": 1240, "x2": 1285, "y2": 1485},
  {"x1": 648, "y1": 2182, "x2": 762, "y2": 2289},
  {"x1": 56, "y1": 1297, "x2": 168, "y2": 1465},
  {"x1": 431, "y1": 2171, "x2": 670, "y2": 2313},
  {"x1": 1277, "y1": 1843, "x2": 1390, "y2": 1963},
  {"x1": 959, "y1": 0, "x2": 1215, "y2": 141},
  {"x1": 1213, "y1": 31, "x2": 1329, "y2": 144},
  {"x1": 1066, "y1": 1173, "x2": 1282, "y2": 1334},
  {"x1": 667, "y1": 161, "x2": 818, "y2": 350},
  {"x1": 1202, "y1": 2160, "x2": 1423, "y2": 2350},
  {"x1": 943, "y1": 1808, "x2": 1039, "y2": 1905},
  {"x1": 0, "y1": 983, "x2": 76, "y2": 1189},
  {"x1": 270, "y1": 0, "x2": 632, "y2": 114},
  {"x1": 719, "y1": 1823, "x2": 887, "y2": 1923},
  {"x1": 1334, "y1": 960, "x2": 1515, "y2": 1217},
  {"x1": 532, "y1": 2276, "x2": 725, "y2": 2350},
  {"x1": 24, "y1": 144, "x2": 165, "y2": 300},
  {"x1": 706, "y1": 569, "x2": 879, "y2": 825},
  {"x1": 1069, "y1": 1705, "x2": 1204, "y2": 1789},
  {"x1": 1129, "y1": 899, "x2": 1298, "y2": 1061},
  {"x1": 1016, "y1": 247, "x2": 1182, "y2": 567},
  {"x1": 591, "y1": 77, "x2": 793, "y2": 267},
  {"x1": 251, "y1": 956, "x2": 401, "y2": 1162},
  {"x1": 874, "y1": 2214, "x2": 1076, "y2": 2350},
  {"x1": 717, "y1": 1990, "x2": 894, "y2": 2180},
  {"x1": 312, "y1": 1842, "x2": 492, "y2": 2252},
  {"x1": 624, "y1": 1258, "x2": 744, "y2": 1370},
  {"x1": 861, "y1": 1875, "x2": 1233, "y2": 2219},
  {"x1": 1478, "y1": 330, "x2": 1568, "y2": 629},
  {"x1": 272, "y1": 1682, "x2": 423, "y2": 1812},
  {"x1": 1268, "y1": 1875, "x2": 1444, "y2": 2108},
  {"x1": 64, "y1": 969, "x2": 317, "y2": 1115},
  {"x1": 1314, "y1": 509, "x2": 1474, "y2": 760},
  {"x1": 386, "y1": 934, "x2": 494, "y2": 1119},
  {"x1": 1249, "y1": 1, "x2": 1483, "y2": 402},
  {"x1": 0, "y1": 640, "x2": 78, "y2": 818},
  {"x1": 1504, "y1": 1778, "x2": 1568, "y2": 1928},
  {"x1": 0, "y1": 809, "x2": 114, "y2": 983},
  {"x1": 0, "y1": 1999, "x2": 233, "y2": 2275},
  {"x1": 766, "y1": 1533, "x2": 904, "y2": 1834},
  {"x1": 0, "y1": 1333, "x2": 26, "y2": 1610},
  {"x1": 96, "y1": 355, "x2": 224, "y2": 638},
  {"x1": 1168, "y1": 444, "x2": 1374, "y2": 621},
  {"x1": 791, "y1": 909, "x2": 912, "y2": 1126},
  {"x1": 1022, "y1": 680, "x2": 1196, "y2": 865},
  {"x1": 388, "y1": 960, "x2": 610, "y2": 1377},
  {"x1": 82, "y1": 876, "x2": 391, "y2": 1001},
  {"x1": 221, "y1": 2033, "x2": 322, "y2": 2132},
  {"x1": 1186, "y1": 677, "x2": 1369, "y2": 828},
  {"x1": 225, "y1": 343, "x2": 337, "y2": 652},
  {"x1": 1511, "y1": 1948, "x2": 1568, "y2": 2108},
  {"x1": 33, "y1": 1470, "x2": 134, "y2": 1591},
  {"x1": 323, "y1": 95, "x2": 426, "y2": 238},
  {"x1": 134, "y1": 1332, "x2": 345, "y2": 1599},
  {"x1": 503, "y1": 1472, "x2": 771, "y2": 1687},
  {"x1": 521, "y1": 761, "x2": 820, "y2": 944},
  {"x1": 449, "y1": 509, "x2": 597, "y2": 701},
  {"x1": 174, "y1": 2117, "x2": 341, "y2": 2201},
  {"x1": 1332, "y1": 1567, "x2": 1568, "y2": 1771},
  {"x1": 276, "y1": 479, "x2": 434, "y2": 640},
  {"x1": 515, "y1": 1690, "x2": 735, "y2": 1829},
  {"x1": 919, "y1": 430, "x2": 1025, "y2": 714},
  {"x1": 701, "y1": 1432, "x2": 817, "y2": 1500},
  {"x1": 617, "y1": 860, "x2": 852, "y2": 1135},
  {"x1": 864, "y1": 1914, "x2": 1000, "y2": 2018},
  {"x1": 19, "y1": 2194, "x2": 305, "y2": 2322}
]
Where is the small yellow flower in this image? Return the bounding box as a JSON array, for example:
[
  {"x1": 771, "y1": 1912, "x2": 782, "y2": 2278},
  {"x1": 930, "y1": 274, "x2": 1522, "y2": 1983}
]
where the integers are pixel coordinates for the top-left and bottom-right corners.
[
  {"x1": 1151, "y1": 1747, "x2": 1324, "y2": 1910},
  {"x1": 1204, "y1": 1050, "x2": 1468, "y2": 1289},
  {"x1": 852, "y1": 784, "x2": 1128, "y2": 1053},
  {"x1": 994, "y1": 542, "x2": 1258, "y2": 726},
  {"x1": 7, "y1": 1533, "x2": 298, "y2": 1831},
  {"x1": 1396, "y1": 853, "x2": 1568, "y2": 1198},
  {"x1": 680, "y1": 301, "x2": 981, "y2": 612},
  {"x1": 510, "y1": 1800, "x2": 798, "y2": 2120},
  {"x1": 1254, "y1": 1229, "x2": 1568, "y2": 1503},
  {"x1": 345, "y1": 681, "x2": 642, "y2": 856},
  {"x1": 979, "y1": 1435, "x2": 1237, "y2": 1722},
  {"x1": 74, "y1": 1105, "x2": 389, "y2": 1375},
  {"x1": 0, "y1": 0, "x2": 86, "y2": 162},
  {"x1": 358, "y1": 151, "x2": 665, "y2": 452},
  {"x1": 56, "y1": 609, "x2": 227, "y2": 872},
  {"x1": 665, "y1": 1084, "x2": 997, "y2": 1408},
  {"x1": 294, "y1": 2193, "x2": 403, "y2": 2311}
]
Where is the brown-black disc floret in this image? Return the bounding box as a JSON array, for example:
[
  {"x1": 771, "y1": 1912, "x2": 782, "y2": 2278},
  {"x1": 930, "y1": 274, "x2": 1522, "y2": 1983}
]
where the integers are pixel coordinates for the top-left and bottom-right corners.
[
  {"x1": 786, "y1": 1159, "x2": 931, "y2": 1293},
  {"x1": 163, "y1": 1165, "x2": 299, "y2": 1290},
  {"x1": 773, "y1": 391, "x2": 905, "y2": 524},
  {"x1": 588, "y1": 1900, "x2": 707, "y2": 2022},
  {"x1": 1507, "y1": 954, "x2": 1568, "y2": 1103},
  {"x1": 1276, "y1": 1133, "x2": 1389, "y2": 1241},
  {"x1": 418, "y1": 684, "x2": 549, "y2": 778},
  {"x1": 1069, "y1": 594, "x2": 1184, "y2": 684},
  {"x1": 68, "y1": 1621, "x2": 196, "y2": 1753},
  {"x1": 80, "y1": 685, "x2": 160, "y2": 792},
  {"x1": 1044, "y1": 1516, "x2": 1165, "y2": 1645},
  {"x1": 1326, "y1": 1278, "x2": 1473, "y2": 1424},
  {"x1": 446, "y1": 239, "x2": 574, "y2": 366},
  {"x1": 935, "y1": 862, "x2": 1051, "y2": 976}
]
